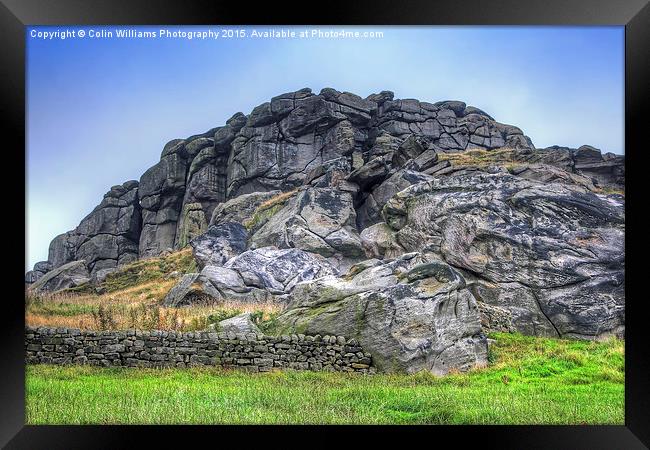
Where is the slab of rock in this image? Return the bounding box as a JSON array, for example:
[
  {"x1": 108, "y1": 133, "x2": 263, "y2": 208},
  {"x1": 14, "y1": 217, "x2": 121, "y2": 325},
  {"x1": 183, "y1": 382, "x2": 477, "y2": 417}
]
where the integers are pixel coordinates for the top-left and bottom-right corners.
[
  {"x1": 209, "y1": 191, "x2": 281, "y2": 226},
  {"x1": 162, "y1": 273, "x2": 212, "y2": 307},
  {"x1": 214, "y1": 312, "x2": 261, "y2": 334},
  {"x1": 357, "y1": 169, "x2": 433, "y2": 229},
  {"x1": 382, "y1": 171, "x2": 624, "y2": 339},
  {"x1": 29, "y1": 260, "x2": 91, "y2": 294},
  {"x1": 190, "y1": 222, "x2": 248, "y2": 269},
  {"x1": 250, "y1": 187, "x2": 364, "y2": 259},
  {"x1": 360, "y1": 222, "x2": 405, "y2": 259},
  {"x1": 224, "y1": 247, "x2": 337, "y2": 295},
  {"x1": 271, "y1": 254, "x2": 488, "y2": 375}
]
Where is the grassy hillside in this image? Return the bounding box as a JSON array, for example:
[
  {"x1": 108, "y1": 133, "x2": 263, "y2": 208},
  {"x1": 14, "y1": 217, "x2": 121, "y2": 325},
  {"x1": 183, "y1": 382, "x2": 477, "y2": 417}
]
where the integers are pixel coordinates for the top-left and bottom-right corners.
[
  {"x1": 26, "y1": 333, "x2": 624, "y2": 425},
  {"x1": 25, "y1": 248, "x2": 280, "y2": 332}
]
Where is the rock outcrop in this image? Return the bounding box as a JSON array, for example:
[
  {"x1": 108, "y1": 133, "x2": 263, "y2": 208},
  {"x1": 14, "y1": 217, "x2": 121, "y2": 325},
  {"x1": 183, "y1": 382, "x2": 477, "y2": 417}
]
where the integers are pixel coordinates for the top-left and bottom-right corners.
[
  {"x1": 270, "y1": 254, "x2": 488, "y2": 375},
  {"x1": 162, "y1": 247, "x2": 336, "y2": 306},
  {"x1": 27, "y1": 87, "x2": 625, "y2": 374},
  {"x1": 29, "y1": 261, "x2": 91, "y2": 294},
  {"x1": 190, "y1": 222, "x2": 248, "y2": 269},
  {"x1": 382, "y1": 171, "x2": 625, "y2": 339},
  {"x1": 35, "y1": 181, "x2": 141, "y2": 281}
]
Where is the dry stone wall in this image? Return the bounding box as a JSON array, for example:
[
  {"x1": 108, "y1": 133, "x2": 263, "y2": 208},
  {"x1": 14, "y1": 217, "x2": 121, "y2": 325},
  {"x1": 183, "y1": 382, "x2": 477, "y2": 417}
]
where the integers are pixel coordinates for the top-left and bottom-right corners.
[{"x1": 25, "y1": 326, "x2": 375, "y2": 374}]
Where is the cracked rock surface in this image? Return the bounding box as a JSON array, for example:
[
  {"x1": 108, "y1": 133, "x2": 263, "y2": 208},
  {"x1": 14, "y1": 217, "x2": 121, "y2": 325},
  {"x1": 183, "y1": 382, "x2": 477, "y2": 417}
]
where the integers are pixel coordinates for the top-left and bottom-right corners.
[{"x1": 28, "y1": 87, "x2": 625, "y2": 373}]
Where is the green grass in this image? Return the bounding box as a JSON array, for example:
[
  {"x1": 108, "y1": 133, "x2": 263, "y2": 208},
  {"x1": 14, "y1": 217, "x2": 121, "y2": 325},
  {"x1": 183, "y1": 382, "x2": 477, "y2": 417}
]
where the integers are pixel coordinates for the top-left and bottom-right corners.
[
  {"x1": 26, "y1": 333, "x2": 624, "y2": 424},
  {"x1": 27, "y1": 301, "x2": 99, "y2": 317}
]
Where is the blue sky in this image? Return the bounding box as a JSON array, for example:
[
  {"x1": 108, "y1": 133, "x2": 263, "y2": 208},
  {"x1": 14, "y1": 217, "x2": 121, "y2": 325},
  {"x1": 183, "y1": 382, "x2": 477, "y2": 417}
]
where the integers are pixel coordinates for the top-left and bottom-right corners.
[{"x1": 26, "y1": 26, "x2": 624, "y2": 271}]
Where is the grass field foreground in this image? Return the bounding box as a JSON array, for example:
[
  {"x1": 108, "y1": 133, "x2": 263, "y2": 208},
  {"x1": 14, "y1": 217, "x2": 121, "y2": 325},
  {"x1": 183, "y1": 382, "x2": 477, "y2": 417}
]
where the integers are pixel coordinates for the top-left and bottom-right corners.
[{"x1": 26, "y1": 332, "x2": 624, "y2": 425}]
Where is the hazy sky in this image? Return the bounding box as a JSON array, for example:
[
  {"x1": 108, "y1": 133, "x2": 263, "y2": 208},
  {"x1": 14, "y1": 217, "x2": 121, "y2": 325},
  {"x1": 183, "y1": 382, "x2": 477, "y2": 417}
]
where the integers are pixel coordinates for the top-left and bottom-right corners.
[{"x1": 26, "y1": 25, "x2": 624, "y2": 271}]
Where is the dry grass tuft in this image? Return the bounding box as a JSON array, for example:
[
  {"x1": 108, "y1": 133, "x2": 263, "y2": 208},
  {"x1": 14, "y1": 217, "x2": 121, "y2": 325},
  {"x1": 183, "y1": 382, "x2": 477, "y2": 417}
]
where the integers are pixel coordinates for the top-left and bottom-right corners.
[
  {"x1": 25, "y1": 248, "x2": 282, "y2": 332},
  {"x1": 436, "y1": 148, "x2": 518, "y2": 167},
  {"x1": 244, "y1": 189, "x2": 299, "y2": 231}
]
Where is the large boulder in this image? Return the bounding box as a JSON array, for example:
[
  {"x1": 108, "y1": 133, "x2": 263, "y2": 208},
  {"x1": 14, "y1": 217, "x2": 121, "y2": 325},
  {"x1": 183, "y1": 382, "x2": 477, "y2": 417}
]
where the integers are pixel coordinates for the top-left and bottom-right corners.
[
  {"x1": 190, "y1": 222, "x2": 248, "y2": 269},
  {"x1": 163, "y1": 246, "x2": 336, "y2": 306},
  {"x1": 224, "y1": 247, "x2": 337, "y2": 295},
  {"x1": 162, "y1": 273, "x2": 213, "y2": 307},
  {"x1": 209, "y1": 190, "x2": 281, "y2": 226},
  {"x1": 25, "y1": 261, "x2": 52, "y2": 284},
  {"x1": 249, "y1": 187, "x2": 364, "y2": 261},
  {"x1": 383, "y1": 171, "x2": 625, "y2": 339},
  {"x1": 39, "y1": 181, "x2": 141, "y2": 278},
  {"x1": 162, "y1": 265, "x2": 274, "y2": 307},
  {"x1": 29, "y1": 260, "x2": 91, "y2": 294},
  {"x1": 572, "y1": 145, "x2": 625, "y2": 189},
  {"x1": 271, "y1": 253, "x2": 488, "y2": 375},
  {"x1": 214, "y1": 312, "x2": 261, "y2": 334}
]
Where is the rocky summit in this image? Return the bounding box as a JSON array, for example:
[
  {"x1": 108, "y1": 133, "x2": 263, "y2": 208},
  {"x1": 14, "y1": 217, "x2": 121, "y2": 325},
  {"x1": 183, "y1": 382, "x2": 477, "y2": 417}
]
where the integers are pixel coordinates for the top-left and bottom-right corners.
[{"x1": 26, "y1": 87, "x2": 625, "y2": 374}]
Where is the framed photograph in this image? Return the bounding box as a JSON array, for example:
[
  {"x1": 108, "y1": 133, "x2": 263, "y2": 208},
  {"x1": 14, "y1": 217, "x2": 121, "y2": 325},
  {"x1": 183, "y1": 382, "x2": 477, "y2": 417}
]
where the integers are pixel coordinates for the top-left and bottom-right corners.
[{"x1": 3, "y1": 0, "x2": 648, "y2": 447}]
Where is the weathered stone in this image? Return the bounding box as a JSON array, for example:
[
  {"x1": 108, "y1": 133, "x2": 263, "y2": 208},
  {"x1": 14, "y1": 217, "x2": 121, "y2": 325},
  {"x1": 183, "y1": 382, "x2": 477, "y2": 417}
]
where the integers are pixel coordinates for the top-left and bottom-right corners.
[
  {"x1": 29, "y1": 261, "x2": 91, "y2": 294},
  {"x1": 271, "y1": 254, "x2": 488, "y2": 375},
  {"x1": 224, "y1": 247, "x2": 337, "y2": 294},
  {"x1": 383, "y1": 171, "x2": 624, "y2": 338},
  {"x1": 215, "y1": 313, "x2": 261, "y2": 334},
  {"x1": 250, "y1": 187, "x2": 364, "y2": 259},
  {"x1": 190, "y1": 222, "x2": 248, "y2": 269},
  {"x1": 209, "y1": 191, "x2": 280, "y2": 226}
]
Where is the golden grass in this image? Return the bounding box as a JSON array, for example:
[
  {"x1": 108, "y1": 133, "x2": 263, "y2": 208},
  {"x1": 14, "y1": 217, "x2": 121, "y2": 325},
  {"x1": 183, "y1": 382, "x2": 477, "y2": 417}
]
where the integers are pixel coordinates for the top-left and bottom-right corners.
[
  {"x1": 26, "y1": 287, "x2": 282, "y2": 332},
  {"x1": 257, "y1": 189, "x2": 299, "y2": 211},
  {"x1": 25, "y1": 247, "x2": 282, "y2": 332},
  {"x1": 594, "y1": 186, "x2": 625, "y2": 196},
  {"x1": 436, "y1": 148, "x2": 519, "y2": 167}
]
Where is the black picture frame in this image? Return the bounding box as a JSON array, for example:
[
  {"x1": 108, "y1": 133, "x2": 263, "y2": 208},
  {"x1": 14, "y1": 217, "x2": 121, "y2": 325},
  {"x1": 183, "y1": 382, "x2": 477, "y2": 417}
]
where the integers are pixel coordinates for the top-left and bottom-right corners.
[{"x1": 3, "y1": 0, "x2": 648, "y2": 448}]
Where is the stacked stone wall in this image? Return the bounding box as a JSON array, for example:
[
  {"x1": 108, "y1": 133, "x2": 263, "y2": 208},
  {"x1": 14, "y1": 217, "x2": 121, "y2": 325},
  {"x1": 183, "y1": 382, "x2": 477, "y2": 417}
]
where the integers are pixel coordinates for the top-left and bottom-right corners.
[{"x1": 25, "y1": 326, "x2": 374, "y2": 373}]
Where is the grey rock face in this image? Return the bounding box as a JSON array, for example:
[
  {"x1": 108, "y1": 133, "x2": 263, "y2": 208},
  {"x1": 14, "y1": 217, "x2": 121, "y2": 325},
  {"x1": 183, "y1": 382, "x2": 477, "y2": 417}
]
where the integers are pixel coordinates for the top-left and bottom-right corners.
[
  {"x1": 383, "y1": 171, "x2": 624, "y2": 339},
  {"x1": 250, "y1": 187, "x2": 364, "y2": 260},
  {"x1": 209, "y1": 190, "x2": 281, "y2": 226},
  {"x1": 138, "y1": 124, "x2": 239, "y2": 258},
  {"x1": 224, "y1": 247, "x2": 338, "y2": 295},
  {"x1": 357, "y1": 169, "x2": 434, "y2": 229},
  {"x1": 41, "y1": 181, "x2": 141, "y2": 278},
  {"x1": 272, "y1": 253, "x2": 488, "y2": 375},
  {"x1": 163, "y1": 246, "x2": 334, "y2": 306},
  {"x1": 29, "y1": 260, "x2": 91, "y2": 294},
  {"x1": 32, "y1": 88, "x2": 537, "y2": 283},
  {"x1": 224, "y1": 87, "x2": 532, "y2": 199},
  {"x1": 25, "y1": 261, "x2": 52, "y2": 284},
  {"x1": 190, "y1": 222, "x2": 248, "y2": 269},
  {"x1": 538, "y1": 145, "x2": 624, "y2": 189},
  {"x1": 28, "y1": 87, "x2": 624, "y2": 356},
  {"x1": 174, "y1": 203, "x2": 209, "y2": 249},
  {"x1": 214, "y1": 312, "x2": 261, "y2": 334},
  {"x1": 572, "y1": 145, "x2": 625, "y2": 188},
  {"x1": 359, "y1": 222, "x2": 405, "y2": 259}
]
